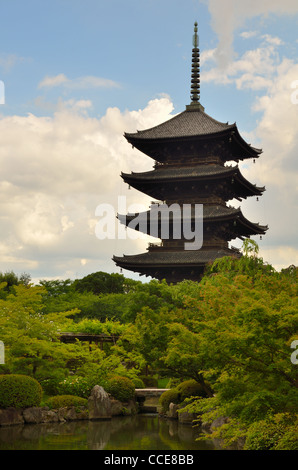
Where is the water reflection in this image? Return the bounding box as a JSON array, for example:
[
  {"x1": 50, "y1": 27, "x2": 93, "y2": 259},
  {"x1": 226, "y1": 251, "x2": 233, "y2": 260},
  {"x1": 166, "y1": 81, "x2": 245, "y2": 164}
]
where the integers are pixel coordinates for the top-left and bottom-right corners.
[{"x1": 0, "y1": 414, "x2": 215, "y2": 450}]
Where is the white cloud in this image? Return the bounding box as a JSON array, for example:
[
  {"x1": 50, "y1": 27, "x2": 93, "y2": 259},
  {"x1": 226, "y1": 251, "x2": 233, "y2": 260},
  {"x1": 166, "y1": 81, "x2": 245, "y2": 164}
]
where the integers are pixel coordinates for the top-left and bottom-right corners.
[
  {"x1": 206, "y1": 0, "x2": 298, "y2": 67},
  {"x1": 0, "y1": 53, "x2": 26, "y2": 73},
  {"x1": 237, "y1": 58, "x2": 298, "y2": 269},
  {"x1": 240, "y1": 31, "x2": 258, "y2": 39},
  {"x1": 0, "y1": 96, "x2": 174, "y2": 280},
  {"x1": 38, "y1": 73, "x2": 120, "y2": 90},
  {"x1": 202, "y1": 42, "x2": 280, "y2": 90}
]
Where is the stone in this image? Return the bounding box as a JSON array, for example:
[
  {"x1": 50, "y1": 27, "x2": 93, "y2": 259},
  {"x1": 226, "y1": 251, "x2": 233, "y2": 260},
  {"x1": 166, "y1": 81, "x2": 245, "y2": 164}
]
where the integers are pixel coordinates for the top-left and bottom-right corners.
[
  {"x1": 167, "y1": 403, "x2": 180, "y2": 419},
  {"x1": 88, "y1": 385, "x2": 111, "y2": 420},
  {"x1": 41, "y1": 409, "x2": 59, "y2": 423},
  {"x1": 178, "y1": 405, "x2": 198, "y2": 424},
  {"x1": 23, "y1": 407, "x2": 43, "y2": 424},
  {"x1": 0, "y1": 408, "x2": 24, "y2": 426}
]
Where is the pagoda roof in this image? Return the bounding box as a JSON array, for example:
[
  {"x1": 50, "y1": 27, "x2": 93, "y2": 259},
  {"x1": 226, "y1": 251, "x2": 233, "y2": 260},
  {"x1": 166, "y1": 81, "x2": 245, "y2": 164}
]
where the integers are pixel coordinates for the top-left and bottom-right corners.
[
  {"x1": 113, "y1": 247, "x2": 241, "y2": 268},
  {"x1": 121, "y1": 164, "x2": 265, "y2": 197},
  {"x1": 124, "y1": 106, "x2": 262, "y2": 160},
  {"x1": 117, "y1": 204, "x2": 268, "y2": 229},
  {"x1": 125, "y1": 106, "x2": 235, "y2": 140}
]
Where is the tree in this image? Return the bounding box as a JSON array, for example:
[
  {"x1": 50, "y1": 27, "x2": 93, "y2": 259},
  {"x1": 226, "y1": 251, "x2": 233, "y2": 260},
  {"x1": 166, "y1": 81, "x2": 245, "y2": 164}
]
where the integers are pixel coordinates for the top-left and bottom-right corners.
[{"x1": 73, "y1": 271, "x2": 141, "y2": 295}]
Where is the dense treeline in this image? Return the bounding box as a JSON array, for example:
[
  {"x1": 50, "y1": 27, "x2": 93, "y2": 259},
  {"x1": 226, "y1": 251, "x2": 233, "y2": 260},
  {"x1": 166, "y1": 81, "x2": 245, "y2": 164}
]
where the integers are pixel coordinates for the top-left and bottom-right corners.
[{"x1": 0, "y1": 240, "x2": 297, "y2": 449}]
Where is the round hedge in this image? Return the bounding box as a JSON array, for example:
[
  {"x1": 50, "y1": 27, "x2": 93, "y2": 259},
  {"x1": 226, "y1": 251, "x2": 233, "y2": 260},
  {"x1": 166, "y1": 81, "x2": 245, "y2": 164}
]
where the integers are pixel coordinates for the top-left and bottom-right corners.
[
  {"x1": 176, "y1": 379, "x2": 209, "y2": 401},
  {"x1": 46, "y1": 395, "x2": 87, "y2": 409},
  {"x1": 105, "y1": 376, "x2": 135, "y2": 402},
  {"x1": 0, "y1": 374, "x2": 42, "y2": 408},
  {"x1": 159, "y1": 389, "x2": 180, "y2": 413}
]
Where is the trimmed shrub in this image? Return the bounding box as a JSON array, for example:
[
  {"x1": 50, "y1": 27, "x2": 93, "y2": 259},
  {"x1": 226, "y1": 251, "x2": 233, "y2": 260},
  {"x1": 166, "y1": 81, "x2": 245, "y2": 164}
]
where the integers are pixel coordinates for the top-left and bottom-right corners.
[
  {"x1": 176, "y1": 379, "x2": 209, "y2": 402},
  {"x1": 105, "y1": 376, "x2": 135, "y2": 402},
  {"x1": 0, "y1": 374, "x2": 42, "y2": 408},
  {"x1": 159, "y1": 389, "x2": 180, "y2": 413},
  {"x1": 131, "y1": 377, "x2": 145, "y2": 389},
  {"x1": 46, "y1": 395, "x2": 87, "y2": 409}
]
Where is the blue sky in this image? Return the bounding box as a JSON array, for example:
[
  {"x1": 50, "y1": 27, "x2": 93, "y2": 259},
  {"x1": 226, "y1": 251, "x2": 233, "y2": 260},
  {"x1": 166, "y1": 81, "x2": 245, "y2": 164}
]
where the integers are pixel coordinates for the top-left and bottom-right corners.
[{"x1": 0, "y1": 0, "x2": 298, "y2": 282}]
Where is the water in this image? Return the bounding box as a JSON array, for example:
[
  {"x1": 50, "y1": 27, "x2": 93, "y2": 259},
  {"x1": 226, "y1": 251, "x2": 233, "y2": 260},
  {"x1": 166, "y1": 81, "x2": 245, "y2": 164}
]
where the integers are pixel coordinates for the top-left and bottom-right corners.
[{"x1": 0, "y1": 414, "x2": 216, "y2": 450}]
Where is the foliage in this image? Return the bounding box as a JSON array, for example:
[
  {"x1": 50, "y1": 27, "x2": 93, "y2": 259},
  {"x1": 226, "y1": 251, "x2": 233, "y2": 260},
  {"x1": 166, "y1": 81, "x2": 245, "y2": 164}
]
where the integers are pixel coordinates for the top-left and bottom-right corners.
[
  {"x1": 42, "y1": 376, "x2": 97, "y2": 399},
  {"x1": 131, "y1": 377, "x2": 145, "y2": 388},
  {"x1": 244, "y1": 413, "x2": 298, "y2": 450},
  {"x1": 46, "y1": 395, "x2": 87, "y2": 409},
  {"x1": 159, "y1": 380, "x2": 209, "y2": 413},
  {"x1": 0, "y1": 241, "x2": 297, "y2": 449},
  {"x1": 176, "y1": 379, "x2": 209, "y2": 401},
  {"x1": 0, "y1": 271, "x2": 31, "y2": 298},
  {"x1": 105, "y1": 376, "x2": 135, "y2": 402},
  {"x1": 68, "y1": 318, "x2": 127, "y2": 336},
  {"x1": 0, "y1": 374, "x2": 42, "y2": 408},
  {"x1": 73, "y1": 271, "x2": 141, "y2": 295},
  {"x1": 159, "y1": 389, "x2": 180, "y2": 412}
]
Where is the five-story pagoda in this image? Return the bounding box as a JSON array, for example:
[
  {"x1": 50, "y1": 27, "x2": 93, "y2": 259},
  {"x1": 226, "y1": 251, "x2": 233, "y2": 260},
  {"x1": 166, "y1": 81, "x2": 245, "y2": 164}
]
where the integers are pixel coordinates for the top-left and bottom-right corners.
[{"x1": 113, "y1": 22, "x2": 268, "y2": 283}]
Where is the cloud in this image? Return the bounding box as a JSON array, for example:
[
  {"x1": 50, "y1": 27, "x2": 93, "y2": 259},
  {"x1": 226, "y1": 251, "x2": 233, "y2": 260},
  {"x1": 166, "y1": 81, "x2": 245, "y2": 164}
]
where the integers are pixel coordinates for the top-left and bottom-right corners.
[
  {"x1": 202, "y1": 40, "x2": 280, "y2": 90},
  {"x1": 240, "y1": 31, "x2": 258, "y2": 39},
  {"x1": 0, "y1": 53, "x2": 27, "y2": 73},
  {"x1": 237, "y1": 58, "x2": 298, "y2": 268},
  {"x1": 38, "y1": 73, "x2": 121, "y2": 90},
  {"x1": 206, "y1": 0, "x2": 298, "y2": 67},
  {"x1": 0, "y1": 96, "x2": 174, "y2": 280}
]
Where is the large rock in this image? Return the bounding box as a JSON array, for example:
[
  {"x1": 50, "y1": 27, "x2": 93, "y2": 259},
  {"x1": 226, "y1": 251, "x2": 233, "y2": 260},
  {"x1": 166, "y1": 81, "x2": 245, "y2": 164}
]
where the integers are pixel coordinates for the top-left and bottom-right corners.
[
  {"x1": 23, "y1": 407, "x2": 43, "y2": 424},
  {"x1": 0, "y1": 408, "x2": 24, "y2": 426},
  {"x1": 88, "y1": 385, "x2": 111, "y2": 420}
]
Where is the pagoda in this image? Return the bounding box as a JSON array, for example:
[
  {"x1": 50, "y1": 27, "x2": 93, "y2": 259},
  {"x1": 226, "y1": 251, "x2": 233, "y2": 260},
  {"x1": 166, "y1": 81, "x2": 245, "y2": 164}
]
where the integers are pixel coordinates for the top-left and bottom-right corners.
[{"x1": 113, "y1": 22, "x2": 268, "y2": 283}]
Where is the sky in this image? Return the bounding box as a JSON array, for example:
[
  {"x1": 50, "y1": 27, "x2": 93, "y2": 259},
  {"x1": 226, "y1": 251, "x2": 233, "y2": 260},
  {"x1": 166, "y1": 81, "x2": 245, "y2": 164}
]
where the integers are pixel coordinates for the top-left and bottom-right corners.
[{"x1": 0, "y1": 0, "x2": 297, "y2": 283}]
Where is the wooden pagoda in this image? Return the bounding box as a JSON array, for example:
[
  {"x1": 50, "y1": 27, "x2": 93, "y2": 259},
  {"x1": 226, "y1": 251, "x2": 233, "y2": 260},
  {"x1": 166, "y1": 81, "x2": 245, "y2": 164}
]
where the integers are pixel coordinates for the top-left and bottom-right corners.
[{"x1": 113, "y1": 22, "x2": 268, "y2": 283}]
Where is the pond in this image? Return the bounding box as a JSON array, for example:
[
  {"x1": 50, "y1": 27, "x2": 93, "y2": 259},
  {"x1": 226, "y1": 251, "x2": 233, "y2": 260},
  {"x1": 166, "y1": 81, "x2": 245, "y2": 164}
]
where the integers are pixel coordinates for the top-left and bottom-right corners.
[{"x1": 0, "y1": 414, "x2": 216, "y2": 451}]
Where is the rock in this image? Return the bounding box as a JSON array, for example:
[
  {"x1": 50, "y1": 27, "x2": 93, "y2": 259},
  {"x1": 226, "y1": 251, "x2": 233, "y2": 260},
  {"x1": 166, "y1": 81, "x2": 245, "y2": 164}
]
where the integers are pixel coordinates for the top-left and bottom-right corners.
[
  {"x1": 167, "y1": 403, "x2": 180, "y2": 419},
  {"x1": 58, "y1": 406, "x2": 88, "y2": 422},
  {"x1": 23, "y1": 407, "x2": 43, "y2": 424},
  {"x1": 178, "y1": 405, "x2": 198, "y2": 424},
  {"x1": 210, "y1": 416, "x2": 229, "y2": 430},
  {"x1": 88, "y1": 385, "x2": 111, "y2": 420},
  {"x1": 110, "y1": 398, "x2": 123, "y2": 416},
  {"x1": 0, "y1": 408, "x2": 24, "y2": 426},
  {"x1": 41, "y1": 409, "x2": 59, "y2": 423}
]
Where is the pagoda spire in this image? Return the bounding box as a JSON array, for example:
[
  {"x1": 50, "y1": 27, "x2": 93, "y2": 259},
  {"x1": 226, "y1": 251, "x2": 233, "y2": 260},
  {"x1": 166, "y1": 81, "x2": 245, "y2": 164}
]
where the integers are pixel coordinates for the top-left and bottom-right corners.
[{"x1": 190, "y1": 22, "x2": 200, "y2": 104}]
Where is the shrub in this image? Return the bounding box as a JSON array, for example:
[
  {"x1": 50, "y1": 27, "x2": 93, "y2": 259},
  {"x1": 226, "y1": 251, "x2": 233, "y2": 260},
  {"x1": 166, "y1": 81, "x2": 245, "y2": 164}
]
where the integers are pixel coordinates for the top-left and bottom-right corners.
[
  {"x1": 176, "y1": 379, "x2": 209, "y2": 402},
  {"x1": 105, "y1": 376, "x2": 135, "y2": 402},
  {"x1": 131, "y1": 377, "x2": 145, "y2": 389},
  {"x1": 159, "y1": 389, "x2": 180, "y2": 413},
  {"x1": 57, "y1": 376, "x2": 96, "y2": 398},
  {"x1": 46, "y1": 395, "x2": 88, "y2": 409},
  {"x1": 140, "y1": 375, "x2": 158, "y2": 387},
  {"x1": 0, "y1": 374, "x2": 42, "y2": 408},
  {"x1": 244, "y1": 413, "x2": 298, "y2": 450}
]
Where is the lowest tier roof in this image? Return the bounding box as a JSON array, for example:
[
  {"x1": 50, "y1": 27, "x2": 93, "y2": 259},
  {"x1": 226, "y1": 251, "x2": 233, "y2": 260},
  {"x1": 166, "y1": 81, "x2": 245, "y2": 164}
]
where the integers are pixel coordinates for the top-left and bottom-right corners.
[{"x1": 113, "y1": 247, "x2": 241, "y2": 267}]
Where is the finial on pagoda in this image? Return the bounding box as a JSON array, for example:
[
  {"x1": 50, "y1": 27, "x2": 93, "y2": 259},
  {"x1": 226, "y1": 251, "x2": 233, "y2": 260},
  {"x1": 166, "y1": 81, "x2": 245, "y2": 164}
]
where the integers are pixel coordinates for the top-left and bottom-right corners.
[
  {"x1": 191, "y1": 21, "x2": 200, "y2": 103},
  {"x1": 186, "y1": 21, "x2": 204, "y2": 111}
]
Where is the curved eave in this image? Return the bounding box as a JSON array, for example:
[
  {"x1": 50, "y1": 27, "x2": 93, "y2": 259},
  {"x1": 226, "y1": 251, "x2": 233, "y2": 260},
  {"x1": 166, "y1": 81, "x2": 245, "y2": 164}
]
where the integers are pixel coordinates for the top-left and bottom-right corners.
[
  {"x1": 121, "y1": 166, "x2": 265, "y2": 198},
  {"x1": 113, "y1": 248, "x2": 242, "y2": 268},
  {"x1": 125, "y1": 125, "x2": 261, "y2": 161},
  {"x1": 117, "y1": 208, "x2": 268, "y2": 236}
]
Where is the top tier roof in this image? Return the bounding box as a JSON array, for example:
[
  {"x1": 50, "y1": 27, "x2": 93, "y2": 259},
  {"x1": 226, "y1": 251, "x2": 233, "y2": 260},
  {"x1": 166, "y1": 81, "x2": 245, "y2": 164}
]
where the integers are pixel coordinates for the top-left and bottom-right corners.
[
  {"x1": 124, "y1": 23, "x2": 262, "y2": 162},
  {"x1": 125, "y1": 106, "x2": 235, "y2": 141}
]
